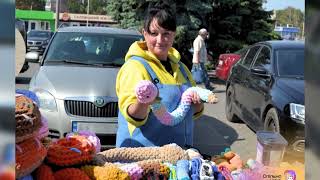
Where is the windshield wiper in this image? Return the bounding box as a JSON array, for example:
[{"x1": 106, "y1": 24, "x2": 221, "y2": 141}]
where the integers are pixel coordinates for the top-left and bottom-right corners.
[{"x1": 46, "y1": 59, "x2": 93, "y2": 65}]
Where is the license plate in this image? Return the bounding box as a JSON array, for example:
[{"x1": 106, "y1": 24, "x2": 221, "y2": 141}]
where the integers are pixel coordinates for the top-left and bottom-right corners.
[
  {"x1": 71, "y1": 121, "x2": 117, "y2": 134},
  {"x1": 218, "y1": 60, "x2": 223, "y2": 65},
  {"x1": 29, "y1": 47, "x2": 39, "y2": 50}
]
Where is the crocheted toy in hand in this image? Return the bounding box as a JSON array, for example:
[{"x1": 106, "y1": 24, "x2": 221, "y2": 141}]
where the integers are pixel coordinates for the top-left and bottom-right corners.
[{"x1": 135, "y1": 80, "x2": 218, "y2": 126}]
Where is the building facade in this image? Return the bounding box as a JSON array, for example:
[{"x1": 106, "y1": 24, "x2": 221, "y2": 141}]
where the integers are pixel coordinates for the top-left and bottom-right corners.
[
  {"x1": 274, "y1": 24, "x2": 300, "y2": 40},
  {"x1": 16, "y1": 9, "x2": 55, "y2": 32},
  {"x1": 16, "y1": 10, "x2": 118, "y2": 32}
]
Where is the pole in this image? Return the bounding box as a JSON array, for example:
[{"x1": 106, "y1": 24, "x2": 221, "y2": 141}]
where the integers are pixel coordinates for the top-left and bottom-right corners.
[
  {"x1": 86, "y1": 0, "x2": 89, "y2": 27},
  {"x1": 55, "y1": 0, "x2": 60, "y2": 31}
]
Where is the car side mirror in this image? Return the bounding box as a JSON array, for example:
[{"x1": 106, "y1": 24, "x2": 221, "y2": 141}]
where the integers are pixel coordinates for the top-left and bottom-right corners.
[
  {"x1": 25, "y1": 51, "x2": 40, "y2": 63},
  {"x1": 250, "y1": 67, "x2": 270, "y2": 78}
]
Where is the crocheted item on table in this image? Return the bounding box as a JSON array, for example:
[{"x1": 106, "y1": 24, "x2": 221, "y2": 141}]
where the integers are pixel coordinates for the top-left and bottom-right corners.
[
  {"x1": 199, "y1": 160, "x2": 215, "y2": 180},
  {"x1": 54, "y1": 168, "x2": 90, "y2": 180},
  {"x1": 66, "y1": 130, "x2": 101, "y2": 153},
  {"x1": 138, "y1": 161, "x2": 170, "y2": 179},
  {"x1": 135, "y1": 80, "x2": 218, "y2": 126},
  {"x1": 35, "y1": 164, "x2": 55, "y2": 180},
  {"x1": 16, "y1": 138, "x2": 47, "y2": 179},
  {"x1": 36, "y1": 116, "x2": 49, "y2": 140},
  {"x1": 164, "y1": 162, "x2": 177, "y2": 180},
  {"x1": 93, "y1": 144, "x2": 188, "y2": 165},
  {"x1": 119, "y1": 163, "x2": 144, "y2": 180},
  {"x1": 16, "y1": 95, "x2": 42, "y2": 143},
  {"x1": 47, "y1": 135, "x2": 96, "y2": 166},
  {"x1": 190, "y1": 158, "x2": 202, "y2": 180},
  {"x1": 41, "y1": 137, "x2": 52, "y2": 149},
  {"x1": 176, "y1": 160, "x2": 190, "y2": 180},
  {"x1": 16, "y1": 89, "x2": 40, "y2": 105},
  {"x1": 81, "y1": 165, "x2": 130, "y2": 180}
]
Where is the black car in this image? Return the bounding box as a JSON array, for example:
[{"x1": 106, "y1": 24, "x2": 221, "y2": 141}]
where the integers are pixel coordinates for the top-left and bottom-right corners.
[
  {"x1": 27, "y1": 30, "x2": 53, "y2": 54},
  {"x1": 226, "y1": 40, "x2": 304, "y2": 158}
]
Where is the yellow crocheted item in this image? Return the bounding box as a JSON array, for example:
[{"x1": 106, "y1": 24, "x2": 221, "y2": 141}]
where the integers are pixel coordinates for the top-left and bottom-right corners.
[{"x1": 81, "y1": 165, "x2": 130, "y2": 180}]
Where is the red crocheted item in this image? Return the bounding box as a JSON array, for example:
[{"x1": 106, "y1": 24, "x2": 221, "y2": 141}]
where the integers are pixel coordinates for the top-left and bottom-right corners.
[
  {"x1": 47, "y1": 135, "x2": 95, "y2": 166},
  {"x1": 16, "y1": 138, "x2": 47, "y2": 178},
  {"x1": 35, "y1": 164, "x2": 55, "y2": 180},
  {"x1": 54, "y1": 168, "x2": 90, "y2": 180}
]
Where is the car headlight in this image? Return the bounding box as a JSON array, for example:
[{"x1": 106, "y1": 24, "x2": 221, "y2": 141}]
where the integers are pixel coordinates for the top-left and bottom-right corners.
[
  {"x1": 290, "y1": 103, "x2": 305, "y2": 124},
  {"x1": 34, "y1": 89, "x2": 57, "y2": 111}
]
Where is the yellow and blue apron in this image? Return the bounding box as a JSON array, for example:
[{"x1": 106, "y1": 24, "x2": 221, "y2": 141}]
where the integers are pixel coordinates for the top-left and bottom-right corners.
[{"x1": 116, "y1": 56, "x2": 194, "y2": 147}]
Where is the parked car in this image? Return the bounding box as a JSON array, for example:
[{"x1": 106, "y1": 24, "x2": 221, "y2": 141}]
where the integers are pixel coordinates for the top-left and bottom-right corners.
[
  {"x1": 215, "y1": 47, "x2": 248, "y2": 81},
  {"x1": 27, "y1": 30, "x2": 53, "y2": 54},
  {"x1": 226, "y1": 40, "x2": 304, "y2": 158},
  {"x1": 29, "y1": 27, "x2": 143, "y2": 147}
]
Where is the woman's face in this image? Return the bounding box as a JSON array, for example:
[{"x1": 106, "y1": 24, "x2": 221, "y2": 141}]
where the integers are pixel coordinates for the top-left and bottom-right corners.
[{"x1": 143, "y1": 18, "x2": 175, "y2": 60}]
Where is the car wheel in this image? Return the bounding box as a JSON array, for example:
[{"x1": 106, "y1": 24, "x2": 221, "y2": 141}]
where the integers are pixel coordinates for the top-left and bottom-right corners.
[
  {"x1": 264, "y1": 108, "x2": 280, "y2": 133},
  {"x1": 225, "y1": 86, "x2": 239, "y2": 122}
]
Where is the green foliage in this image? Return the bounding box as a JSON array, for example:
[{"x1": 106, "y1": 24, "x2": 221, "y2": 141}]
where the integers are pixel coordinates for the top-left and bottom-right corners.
[
  {"x1": 275, "y1": 7, "x2": 305, "y2": 37},
  {"x1": 105, "y1": 0, "x2": 276, "y2": 63},
  {"x1": 66, "y1": 0, "x2": 108, "y2": 14},
  {"x1": 16, "y1": 0, "x2": 46, "y2": 10}
]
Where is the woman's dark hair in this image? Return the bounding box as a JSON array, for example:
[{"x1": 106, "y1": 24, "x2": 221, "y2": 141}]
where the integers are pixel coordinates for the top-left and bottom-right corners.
[{"x1": 144, "y1": 2, "x2": 176, "y2": 33}]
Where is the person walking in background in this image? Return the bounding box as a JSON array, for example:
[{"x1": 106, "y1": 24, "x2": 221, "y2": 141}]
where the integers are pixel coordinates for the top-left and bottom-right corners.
[{"x1": 192, "y1": 28, "x2": 213, "y2": 90}]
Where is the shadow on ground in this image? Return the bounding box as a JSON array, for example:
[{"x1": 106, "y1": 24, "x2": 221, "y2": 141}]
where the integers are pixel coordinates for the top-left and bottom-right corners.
[{"x1": 193, "y1": 114, "x2": 238, "y2": 157}]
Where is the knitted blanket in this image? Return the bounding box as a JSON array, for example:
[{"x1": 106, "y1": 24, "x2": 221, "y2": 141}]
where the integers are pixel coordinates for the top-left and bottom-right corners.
[{"x1": 135, "y1": 80, "x2": 218, "y2": 126}]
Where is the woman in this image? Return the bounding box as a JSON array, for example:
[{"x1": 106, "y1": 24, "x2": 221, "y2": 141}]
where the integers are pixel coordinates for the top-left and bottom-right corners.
[{"x1": 116, "y1": 2, "x2": 204, "y2": 148}]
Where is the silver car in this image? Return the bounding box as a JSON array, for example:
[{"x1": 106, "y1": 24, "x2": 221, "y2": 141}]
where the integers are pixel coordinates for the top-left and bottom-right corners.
[{"x1": 29, "y1": 27, "x2": 143, "y2": 147}]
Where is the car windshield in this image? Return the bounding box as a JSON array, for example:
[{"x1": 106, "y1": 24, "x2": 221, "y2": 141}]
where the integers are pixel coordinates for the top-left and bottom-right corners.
[
  {"x1": 28, "y1": 31, "x2": 51, "y2": 38},
  {"x1": 44, "y1": 32, "x2": 142, "y2": 66},
  {"x1": 276, "y1": 49, "x2": 304, "y2": 77}
]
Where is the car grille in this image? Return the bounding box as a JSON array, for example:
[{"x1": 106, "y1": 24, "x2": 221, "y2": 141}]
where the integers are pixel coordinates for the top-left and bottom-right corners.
[
  {"x1": 27, "y1": 41, "x2": 42, "y2": 45},
  {"x1": 65, "y1": 100, "x2": 118, "y2": 117}
]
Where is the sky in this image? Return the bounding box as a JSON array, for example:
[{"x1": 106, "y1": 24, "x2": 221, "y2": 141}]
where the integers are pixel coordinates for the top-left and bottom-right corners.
[{"x1": 263, "y1": 0, "x2": 305, "y2": 11}]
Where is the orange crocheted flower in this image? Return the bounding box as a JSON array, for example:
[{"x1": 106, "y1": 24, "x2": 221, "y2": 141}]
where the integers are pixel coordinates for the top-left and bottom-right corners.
[
  {"x1": 54, "y1": 168, "x2": 90, "y2": 180},
  {"x1": 47, "y1": 135, "x2": 95, "y2": 166},
  {"x1": 35, "y1": 164, "x2": 54, "y2": 180},
  {"x1": 16, "y1": 138, "x2": 47, "y2": 179}
]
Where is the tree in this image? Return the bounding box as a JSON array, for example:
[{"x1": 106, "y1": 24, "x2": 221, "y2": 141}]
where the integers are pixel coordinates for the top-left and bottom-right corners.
[
  {"x1": 106, "y1": 0, "x2": 213, "y2": 65},
  {"x1": 16, "y1": 0, "x2": 46, "y2": 10},
  {"x1": 106, "y1": 0, "x2": 278, "y2": 62},
  {"x1": 275, "y1": 7, "x2": 305, "y2": 37},
  {"x1": 66, "y1": 0, "x2": 108, "y2": 14}
]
